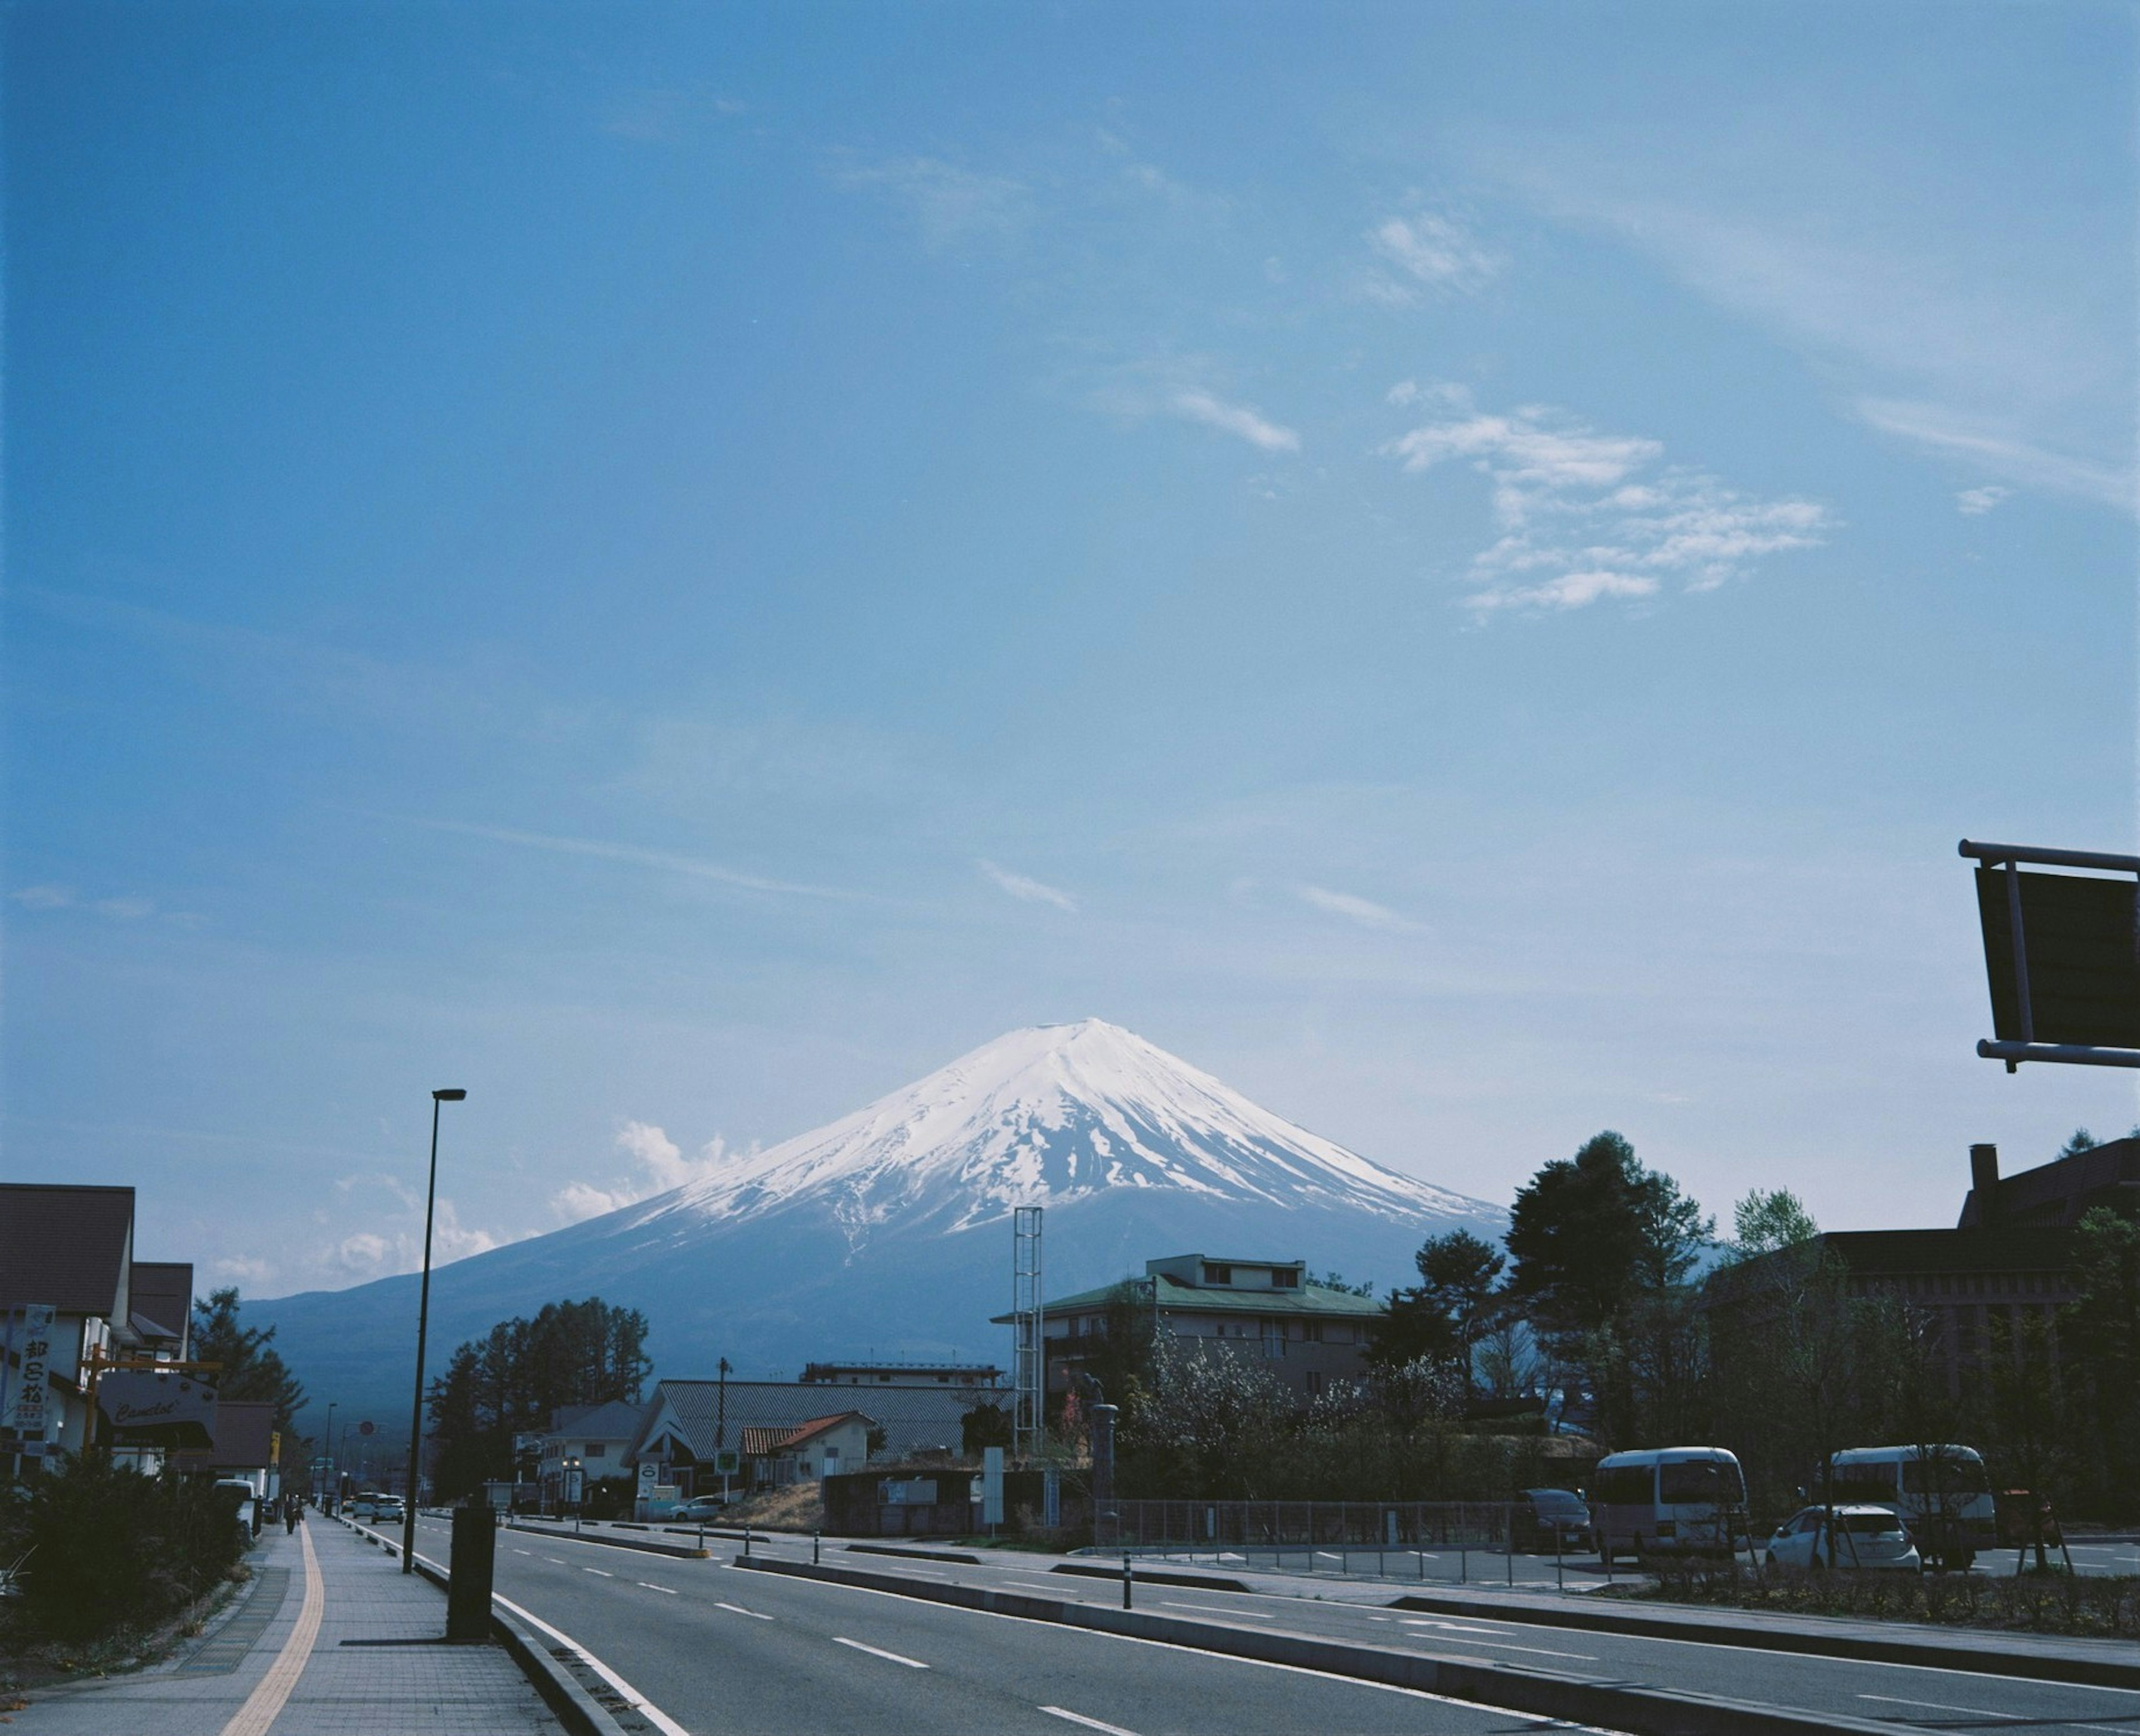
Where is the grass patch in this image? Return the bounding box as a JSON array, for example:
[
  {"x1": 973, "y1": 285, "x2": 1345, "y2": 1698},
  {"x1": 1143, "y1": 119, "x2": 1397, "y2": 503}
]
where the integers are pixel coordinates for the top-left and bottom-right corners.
[{"x1": 1630, "y1": 1561, "x2": 2140, "y2": 1641}]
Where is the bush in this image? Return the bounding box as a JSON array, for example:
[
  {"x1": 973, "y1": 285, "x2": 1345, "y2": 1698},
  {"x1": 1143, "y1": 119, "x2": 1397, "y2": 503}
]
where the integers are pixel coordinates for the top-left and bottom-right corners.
[
  {"x1": 0, "y1": 1455, "x2": 249, "y2": 1643},
  {"x1": 1641, "y1": 1559, "x2": 2140, "y2": 1641}
]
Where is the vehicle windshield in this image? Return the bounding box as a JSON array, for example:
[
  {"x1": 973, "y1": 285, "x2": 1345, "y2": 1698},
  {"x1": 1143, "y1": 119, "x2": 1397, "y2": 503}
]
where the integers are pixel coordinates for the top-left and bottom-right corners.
[{"x1": 1659, "y1": 1460, "x2": 1745, "y2": 1505}]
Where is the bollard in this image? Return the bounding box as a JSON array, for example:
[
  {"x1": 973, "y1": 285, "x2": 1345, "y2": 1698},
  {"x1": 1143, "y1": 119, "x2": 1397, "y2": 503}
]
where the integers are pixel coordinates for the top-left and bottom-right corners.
[
  {"x1": 814, "y1": 1530, "x2": 821, "y2": 1565},
  {"x1": 1555, "y1": 1521, "x2": 1564, "y2": 1592},
  {"x1": 1122, "y1": 1553, "x2": 1133, "y2": 1609},
  {"x1": 447, "y1": 1502, "x2": 497, "y2": 1642},
  {"x1": 745, "y1": 1529, "x2": 752, "y2": 1558}
]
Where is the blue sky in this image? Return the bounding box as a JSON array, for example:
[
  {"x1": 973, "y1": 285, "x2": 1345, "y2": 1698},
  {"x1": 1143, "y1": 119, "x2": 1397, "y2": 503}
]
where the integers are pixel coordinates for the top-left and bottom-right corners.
[{"x1": 7, "y1": 2, "x2": 2136, "y2": 1299}]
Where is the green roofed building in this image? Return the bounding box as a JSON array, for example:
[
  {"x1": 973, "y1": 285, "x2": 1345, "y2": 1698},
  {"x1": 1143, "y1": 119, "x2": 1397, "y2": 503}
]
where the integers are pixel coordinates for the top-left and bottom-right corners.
[{"x1": 993, "y1": 1253, "x2": 1387, "y2": 1403}]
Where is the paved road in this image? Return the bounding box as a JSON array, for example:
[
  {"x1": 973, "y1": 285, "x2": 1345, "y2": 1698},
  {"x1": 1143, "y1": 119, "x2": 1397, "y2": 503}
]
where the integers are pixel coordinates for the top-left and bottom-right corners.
[
  {"x1": 422, "y1": 1519, "x2": 2140, "y2": 1734},
  {"x1": 415, "y1": 1519, "x2": 1601, "y2": 1735}
]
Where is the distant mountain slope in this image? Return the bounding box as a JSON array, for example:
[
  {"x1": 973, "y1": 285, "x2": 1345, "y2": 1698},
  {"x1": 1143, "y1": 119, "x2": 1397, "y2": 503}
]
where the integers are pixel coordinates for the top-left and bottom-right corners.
[{"x1": 255, "y1": 1021, "x2": 1505, "y2": 1423}]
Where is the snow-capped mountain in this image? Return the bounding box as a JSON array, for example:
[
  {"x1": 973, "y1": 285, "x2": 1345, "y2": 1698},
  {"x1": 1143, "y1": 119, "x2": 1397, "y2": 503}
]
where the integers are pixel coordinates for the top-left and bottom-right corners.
[
  {"x1": 624, "y1": 1019, "x2": 1482, "y2": 1247},
  {"x1": 255, "y1": 1021, "x2": 1504, "y2": 1419}
]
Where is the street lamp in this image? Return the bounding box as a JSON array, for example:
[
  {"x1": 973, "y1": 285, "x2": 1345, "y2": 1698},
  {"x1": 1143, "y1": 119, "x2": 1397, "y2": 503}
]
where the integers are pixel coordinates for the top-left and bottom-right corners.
[{"x1": 403, "y1": 1087, "x2": 466, "y2": 1571}]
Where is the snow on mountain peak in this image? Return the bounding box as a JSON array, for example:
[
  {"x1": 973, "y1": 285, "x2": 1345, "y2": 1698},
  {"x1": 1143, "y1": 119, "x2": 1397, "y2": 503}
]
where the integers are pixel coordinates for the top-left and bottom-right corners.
[{"x1": 629, "y1": 1019, "x2": 1493, "y2": 1244}]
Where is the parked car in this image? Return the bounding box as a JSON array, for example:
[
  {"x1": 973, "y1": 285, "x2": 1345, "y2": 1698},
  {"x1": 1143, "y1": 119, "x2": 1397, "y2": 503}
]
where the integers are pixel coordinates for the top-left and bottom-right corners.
[
  {"x1": 673, "y1": 1495, "x2": 729, "y2": 1521},
  {"x1": 1765, "y1": 1505, "x2": 1920, "y2": 1572},
  {"x1": 1513, "y1": 1489, "x2": 1593, "y2": 1553}
]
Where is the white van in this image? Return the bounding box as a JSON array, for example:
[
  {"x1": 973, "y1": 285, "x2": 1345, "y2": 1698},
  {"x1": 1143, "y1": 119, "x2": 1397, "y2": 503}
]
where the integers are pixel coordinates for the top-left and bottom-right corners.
[
  {"x1": 1825, "y1": 1444, "x2": 1996, "y2": 1570},
  {"x1": 1589, "y1": 1447, "x2": 1748, "y2": 1563}
]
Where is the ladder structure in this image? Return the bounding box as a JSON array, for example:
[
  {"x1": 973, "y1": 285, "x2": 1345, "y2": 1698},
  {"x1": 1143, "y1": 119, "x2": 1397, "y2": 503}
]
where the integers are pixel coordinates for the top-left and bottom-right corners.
[{"x1": 1010, "y1": 1206, "x2": 1044, "y2": 1460}]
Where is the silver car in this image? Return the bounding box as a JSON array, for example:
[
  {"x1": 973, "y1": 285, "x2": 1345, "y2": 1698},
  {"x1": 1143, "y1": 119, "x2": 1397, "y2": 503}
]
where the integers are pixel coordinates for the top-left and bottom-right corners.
[{"x1": 1765, "y1": 1504, "x2": 1920, "y2": 1572}]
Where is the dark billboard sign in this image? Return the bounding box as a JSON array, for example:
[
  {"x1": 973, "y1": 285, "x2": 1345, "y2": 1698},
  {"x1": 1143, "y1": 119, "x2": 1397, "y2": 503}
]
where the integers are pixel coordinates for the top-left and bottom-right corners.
[{"x1": 1963, "y1": 839, "x2": 2140, "y2": 1068}]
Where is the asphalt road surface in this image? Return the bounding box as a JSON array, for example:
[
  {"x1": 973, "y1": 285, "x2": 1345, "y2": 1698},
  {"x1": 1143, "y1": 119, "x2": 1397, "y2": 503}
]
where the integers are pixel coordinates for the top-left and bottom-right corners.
[{"x1": 411, "y1": 1518, "x2": 2140, "y2": 1735}]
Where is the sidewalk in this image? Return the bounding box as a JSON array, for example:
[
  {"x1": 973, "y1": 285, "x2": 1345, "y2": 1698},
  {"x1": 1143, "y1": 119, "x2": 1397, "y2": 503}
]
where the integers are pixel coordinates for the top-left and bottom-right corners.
[{"x1": 8, "y1": 1515, "x2": 564, "y2": 1735}]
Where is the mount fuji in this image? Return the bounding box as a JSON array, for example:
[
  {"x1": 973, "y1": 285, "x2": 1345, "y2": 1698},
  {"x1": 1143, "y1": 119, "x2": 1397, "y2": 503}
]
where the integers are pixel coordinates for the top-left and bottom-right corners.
[{"x1": 256, "y1": 1021, "x2": 1506, "y2": 1418}]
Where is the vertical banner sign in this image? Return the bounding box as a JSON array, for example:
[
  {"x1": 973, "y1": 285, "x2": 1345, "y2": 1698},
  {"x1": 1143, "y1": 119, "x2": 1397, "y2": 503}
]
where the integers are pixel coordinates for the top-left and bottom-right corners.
[
  {"x1": 11, "y1": 1305, "x2": 55, "y2": 1446},
  {"x1": 982, "y1": 1445, "x2": 1005, "y2": 1526}
]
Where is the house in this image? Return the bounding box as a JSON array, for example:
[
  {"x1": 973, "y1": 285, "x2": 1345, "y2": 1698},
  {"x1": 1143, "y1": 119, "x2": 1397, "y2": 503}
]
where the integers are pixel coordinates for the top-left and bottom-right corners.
[
  {"x1": 737, "y1": 1412, "x2": 872, "y2": 1486},
  {"x1": 1707, "y1": 1139, "x2": 2140, "y2": 1398},
  {"x1": 995, "y1": 1253, "x2": 1388, "y2": 1402},
  {"x1": 533, "y1": 1399, "x2": 646, "y2": 1508},
  {"x1": 799, "y1": 1360, "x2": 1004, "y2": 1391},
  {"x1": 1, "y1": 1184, "x2": 144, "y2": 1459},
  {"x1": 631, "y1": 1378, "x2": 966, "y2": 1496}
]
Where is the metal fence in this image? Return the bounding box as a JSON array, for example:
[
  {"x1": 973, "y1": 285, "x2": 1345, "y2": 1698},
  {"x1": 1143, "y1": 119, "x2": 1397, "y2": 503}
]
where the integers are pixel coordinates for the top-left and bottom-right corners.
[{"x1": 1111, "y1": 1499, "x2": 1530, "y2": 1550}]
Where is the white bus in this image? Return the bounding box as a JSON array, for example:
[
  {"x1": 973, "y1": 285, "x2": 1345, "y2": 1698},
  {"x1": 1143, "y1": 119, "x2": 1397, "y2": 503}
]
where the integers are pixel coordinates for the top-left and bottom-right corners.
[
  {"x1": 1825, "y1": 1444, "x2": 1996, "y2": 1570},
  {"x1": 1589, "y1": 1447, "x2": 1748, "y2": 1563}
]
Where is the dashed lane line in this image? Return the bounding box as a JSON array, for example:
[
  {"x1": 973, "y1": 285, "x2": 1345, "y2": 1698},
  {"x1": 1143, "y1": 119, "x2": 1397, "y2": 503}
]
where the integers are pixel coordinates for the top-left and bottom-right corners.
[
  {"x1": 583, "y1": 1567, "x2": 615, "y2": 1578},
  {"x1": 833, "y1": 1636, "x2": 930, "y2": 1668},
  {"x1": 1040, "y1": 1709, "x2": 1142, "y2": 1736},
  {"x1": 639, "y1": 1582, "x2": 678, "y2": 1594},
  {"x1": 1858, "y1": 1693, "x2": 2020, "y2": 1720},
  {"x1": 716, "y1": 1602, "x2": 774, "y2": 1621}
]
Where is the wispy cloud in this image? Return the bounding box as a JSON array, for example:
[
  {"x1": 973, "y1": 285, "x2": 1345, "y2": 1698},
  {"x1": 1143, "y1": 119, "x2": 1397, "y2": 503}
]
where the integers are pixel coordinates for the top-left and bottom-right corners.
[
  {"x1": 550, "y1": 1121, "x2": 747, "y2": 1224},
  {"x1": 1168, "y1": 389, "x2": 1300, "y2": 453},
  {"x1": 1298, "y1": 884, "x2": 1426, "y2": 933},
  {"x1": 842, "y1": 157, "x2": 1030, "y2": 249},
  {"x1": 332, "y1": 1197, "x2": 509, "y2": 1278},
  {"x1": 1383, "y1": 387, "x2": 1830, "y2": 615},
  {"x1": 1955, "y1": 484, "x2": 2012, "y2": 517},
  {"x1": 10, "y1": 883, "x2": 160, "y2": 920},
  {"x1": 1857, "y1": 400, "x2": 2131, "y2": 512},
  {"x1": 979, "y1": 859, "x2": 1078, "y2": 912},
  {"x1": 1365, "y1": 213, "x2": 1500, "y2": 303},
  {"x1": 406, "y1": 818, "x2": 864, "y2": 901}
]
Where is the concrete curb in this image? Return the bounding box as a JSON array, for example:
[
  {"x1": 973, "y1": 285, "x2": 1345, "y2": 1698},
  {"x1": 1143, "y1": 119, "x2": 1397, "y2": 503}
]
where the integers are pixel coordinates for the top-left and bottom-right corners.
[
  {"x1": 337, "y1": 1515, "x2": 633, "y2": 1736},
  {"x1": 847, "y1": 1543, "x2": 982, "y2": 1564},
  {"x1": 1053, "y1": 1560, "x2": 1253, "y2": 1593},
  {"x1": 503, "y1": 1520, "x2": 710, "y2": 1560},
  {"x1": 732, "y1": 1553, "x2": 1895, "y2": 1735},
  {"x1": 1385, "y1": 1589, "x2": 2140, "y2": 1691}
]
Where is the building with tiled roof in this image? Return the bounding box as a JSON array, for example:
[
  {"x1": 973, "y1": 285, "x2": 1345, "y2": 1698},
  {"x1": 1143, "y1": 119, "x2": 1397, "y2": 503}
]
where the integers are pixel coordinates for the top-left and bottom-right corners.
[{"x1": 631, "y1": 1379, "x2": 970, "y2": 1497}]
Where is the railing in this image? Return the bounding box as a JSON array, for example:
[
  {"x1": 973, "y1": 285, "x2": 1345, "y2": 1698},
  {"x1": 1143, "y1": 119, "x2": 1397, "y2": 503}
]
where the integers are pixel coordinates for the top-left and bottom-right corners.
[{"x1": 1112, "y1": 1498, "x2": 1525, "y2": 1550}]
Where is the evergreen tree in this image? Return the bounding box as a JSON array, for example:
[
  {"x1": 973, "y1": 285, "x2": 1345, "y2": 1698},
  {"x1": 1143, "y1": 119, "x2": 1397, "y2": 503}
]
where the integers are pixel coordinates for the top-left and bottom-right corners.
[{"x1": 191, "y1": 1287, "x2": 307, "y2": 1435}]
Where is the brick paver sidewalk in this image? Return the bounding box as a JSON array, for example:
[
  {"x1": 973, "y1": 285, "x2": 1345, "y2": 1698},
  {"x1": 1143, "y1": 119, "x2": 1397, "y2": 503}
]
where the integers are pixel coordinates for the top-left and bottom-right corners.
[{"x1": 9, "y1": 1513, "x2": 563, "y2": 1735}]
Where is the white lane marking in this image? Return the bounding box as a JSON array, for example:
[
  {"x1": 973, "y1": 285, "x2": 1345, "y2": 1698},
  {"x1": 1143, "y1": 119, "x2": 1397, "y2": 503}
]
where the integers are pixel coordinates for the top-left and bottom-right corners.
[
  {"x1": 1004, "y1": 1576, "x2": 1071, "y2": 1590},
  {"x1": 583, "y1": 1567, "x2": 615, "y2": 1578},
  {"x1": 734, "y1": 1571, "x2": 1582, "y2": 1722},
  {"x1": 716, "y1": 1601, "x2": 774, "y2": 1620},
  {"x1": 1402, "y1": 1618, "x2": 1516, "y2": 1636},
  {"x1": 513, "y1": 1548, "x2": 532, "y2": 1556},
  {"x1": 545, "y1": 1556, "x2": 566, "y2": 1564},
  {"x1": 1858, "y1": 1693, "x2": 2020, "y2": 1719},
  {"x1": 219, "y1": 1521, "x2": 323, "y2": 1736},
  {"x1": 833, "y1": 1636, "x2": 930, "y2": 1668},
  {"x1": 1404, "y1": 1635, "x2": 1598, "y2": 1661},
  {"x1": 640, "y1": 1582, "x2": 679, "y2": 1594},
  {"x1": 493, "y1": 1591, "x2": 694, "y2": 1736},
  {"x1": 1040, "y1": 1709, "x2": 1142, "y2": 1736},
  {"x1": 1159, "y1": 1601, "x2": 1277, "y2": 1620}
]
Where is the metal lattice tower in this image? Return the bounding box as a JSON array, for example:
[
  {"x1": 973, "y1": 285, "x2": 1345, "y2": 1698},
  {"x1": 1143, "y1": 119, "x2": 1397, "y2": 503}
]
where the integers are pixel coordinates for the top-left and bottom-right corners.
[{"x1": 1011, "y1": 1206, "x2": 1044, "y2": 1460}]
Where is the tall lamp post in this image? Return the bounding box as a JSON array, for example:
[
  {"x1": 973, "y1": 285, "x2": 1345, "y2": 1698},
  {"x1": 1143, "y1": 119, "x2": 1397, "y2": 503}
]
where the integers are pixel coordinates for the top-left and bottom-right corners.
[
  {"x1": 403, "y1": 1087, "x2": 466, "y2": 1571},
  {"x1": 322, "y1": 1401, "x2": 337, "y2": 1506}
]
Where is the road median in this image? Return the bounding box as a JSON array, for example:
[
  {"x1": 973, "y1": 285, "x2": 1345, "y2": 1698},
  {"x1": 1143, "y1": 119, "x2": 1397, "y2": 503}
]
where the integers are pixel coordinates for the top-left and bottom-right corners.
[{"x1": 732, "y1": 1552, "x2": 1894, "y2": 1735}]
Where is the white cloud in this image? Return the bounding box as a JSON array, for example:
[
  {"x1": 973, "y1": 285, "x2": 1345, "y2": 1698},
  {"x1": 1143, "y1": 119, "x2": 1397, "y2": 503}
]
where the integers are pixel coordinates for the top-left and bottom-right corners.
[
  {"x1": 338, "y1": 1232, "x2": 393, "y2": 1273},
  {"x1": 1383, "y1": 390, "x2": 1830, "y2": 615},
  {"x1": 1856, "y1": 398, "x2": 2129, "y2": 512},
  {"x1": 843, "y1": 158, "x2": 1030, "y2": 249},
  {"x1": 1169, "y1": 389, "x2": 1301, "y2": 454},
  {"x1": 10, "y1": 883, "x2": 156, "y2": 918},
  {"x1": 212, "y1": 1256, "x2": 276, "y2": 1286},
  {"x1": 1955, "y1": 485, "x2": 2012, "y2": 516},
  {"x1": 1298, "y1": 885, "x2": 1426, "y2": 933},
  {"x1": 979, "y1": 859, "x2": 1078, "y2": 912},
  {"x1": 405, "y1": 818, "x2": 864, "y2": 901},
  {"x1": 548, "y1": 1121, "x2": 746, "y2": 1224},
  {"x1": 1366, "y1": 213, "x2": 1500, "y2": 302}
]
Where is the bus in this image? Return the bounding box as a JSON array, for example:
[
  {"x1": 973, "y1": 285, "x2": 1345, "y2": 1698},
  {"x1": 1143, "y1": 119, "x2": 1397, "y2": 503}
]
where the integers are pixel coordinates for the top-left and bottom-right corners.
[
  {"x1": 1824, "y1": 1444, "x2": 1995, "y2": 1570},
  {"x1": 1589, "y1": 1447, "x2": 1748, "y2": 1564}
]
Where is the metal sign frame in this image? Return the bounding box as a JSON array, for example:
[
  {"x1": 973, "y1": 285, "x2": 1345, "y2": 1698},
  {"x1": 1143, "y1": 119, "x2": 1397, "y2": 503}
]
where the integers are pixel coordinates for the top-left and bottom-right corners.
[{"x1": 1960, "y1": 838, "x2": 2140, "y2": 1069}]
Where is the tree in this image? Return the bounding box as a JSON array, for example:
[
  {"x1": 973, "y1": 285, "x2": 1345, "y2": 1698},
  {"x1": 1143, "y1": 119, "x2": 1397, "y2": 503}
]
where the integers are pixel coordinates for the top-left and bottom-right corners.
[
  {"x1": 2058, "y1": 1127, "x2": 2100, "y2": 1158},
  {"x1": 1726, "y1": 1188, "x2": 1819, "y2": 1262},
  {"x1": 424, "y1": 1295, "x2": 653, "y2": 1500},
  {"x1": 2061, "y1": 1207, "x2": 2140, "y2": 1520},
  {"x1": 1504, "y1": 1132, "x2": 1653, "y2": 1339},
  {"x1": 1368, "y1": 1230, "x2": 1505, "y2": 1401},
  {"x1": 191, "y1": 1288, "x2": 307, "y2": 1435},
  {"x1": 960, "y1": 1402, "x2": 1011, "y2": 1457}
]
